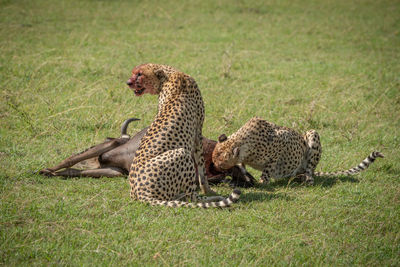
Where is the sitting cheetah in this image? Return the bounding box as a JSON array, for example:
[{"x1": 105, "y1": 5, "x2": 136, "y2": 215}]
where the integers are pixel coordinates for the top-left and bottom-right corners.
[
  {"x1": 126, "y1": 63, "x2": 240, "y2": 208},
  {"x1": 212, "y1": 117, "x2": 384, "y2": 185}
]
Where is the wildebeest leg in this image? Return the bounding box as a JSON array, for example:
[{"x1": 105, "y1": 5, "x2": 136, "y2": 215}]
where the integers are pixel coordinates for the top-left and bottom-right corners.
[
  {"x1": 40, "y1": 138, "x2": 129, "y2": 175},
  {"x1": 228, "y1": 165, "x2": 256, "y2": 187},
  {"x1": 51, "y1": 167, "x2": 126, "y2": 178}
]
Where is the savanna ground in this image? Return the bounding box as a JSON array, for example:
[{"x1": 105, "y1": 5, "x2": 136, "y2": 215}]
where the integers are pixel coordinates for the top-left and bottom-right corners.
[{"x1": 1, "y1": 0, "x2": 399, "y2": 265}]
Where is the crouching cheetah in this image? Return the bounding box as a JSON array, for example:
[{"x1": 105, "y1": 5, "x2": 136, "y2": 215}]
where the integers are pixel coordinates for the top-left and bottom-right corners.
[
  {"x1": 212, "y1": 117, "x2": 384, "y2": 185},
  {"x1": 126, "y1": 63, "x2": 240, "y2": 208}
]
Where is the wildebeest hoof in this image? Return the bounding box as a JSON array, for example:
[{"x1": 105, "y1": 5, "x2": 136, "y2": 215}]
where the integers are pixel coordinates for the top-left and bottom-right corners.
[{"x1": 39, "y1": 168, "x2": 56, "y2": 176}]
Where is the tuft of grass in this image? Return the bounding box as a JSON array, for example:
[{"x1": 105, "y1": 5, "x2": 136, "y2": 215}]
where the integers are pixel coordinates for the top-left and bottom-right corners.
[{"x1": 1, "y1": 0, "x2": 399, "y2": 265}]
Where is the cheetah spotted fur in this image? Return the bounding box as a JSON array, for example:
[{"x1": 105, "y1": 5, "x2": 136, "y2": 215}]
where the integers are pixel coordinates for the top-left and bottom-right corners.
[
  {"x1": 212, "y1": 117, "x2": 384, "y2": 185},
  {"x1": 127, "y1": 63, "x2": 240, "y2": 208}
]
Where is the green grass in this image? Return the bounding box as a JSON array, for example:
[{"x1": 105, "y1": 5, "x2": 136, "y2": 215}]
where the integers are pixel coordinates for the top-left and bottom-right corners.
[{"x1": 1, "y1": 0, "x2": 399, "y2": 265}]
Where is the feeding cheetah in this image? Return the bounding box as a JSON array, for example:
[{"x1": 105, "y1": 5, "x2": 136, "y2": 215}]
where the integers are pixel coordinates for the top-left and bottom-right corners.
[
  {"x1": 212, "y1": 117, "x2": 384, "y2": 185},
  {"x1": 126, "y1": 63, "x2": 240, "y2": 208}
]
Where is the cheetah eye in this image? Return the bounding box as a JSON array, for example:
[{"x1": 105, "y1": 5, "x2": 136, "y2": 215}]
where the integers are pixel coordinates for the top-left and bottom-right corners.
[{"x1": 137, "y1": 72, "x2": 142, "y2": 77}]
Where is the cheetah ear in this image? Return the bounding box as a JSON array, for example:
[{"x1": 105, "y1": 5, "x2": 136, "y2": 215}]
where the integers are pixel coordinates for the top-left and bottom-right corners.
[
  {"x1": 218, "y1": 134, "x2": 227, "y2": 142},
  {"x1": 154, "y1": 68, "x2": 166, "y2": 81},
  {"x1": 233, "y1": 147, "x2": 240, "y2": 158}
]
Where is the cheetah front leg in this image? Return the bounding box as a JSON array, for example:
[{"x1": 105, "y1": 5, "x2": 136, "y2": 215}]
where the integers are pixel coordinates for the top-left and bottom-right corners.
[
  {"x1": 194, "y1": 135, "x2": 218, "y2": 196},
  {"x1": 260, "y1": 168, "x2": 273, "y2": 184},
  {"x1": 260, "y1": 159, "x2": 278, "y2": 184},
  {"x1": 304, "y1": 130, "x2": 322, "y2": 185}
]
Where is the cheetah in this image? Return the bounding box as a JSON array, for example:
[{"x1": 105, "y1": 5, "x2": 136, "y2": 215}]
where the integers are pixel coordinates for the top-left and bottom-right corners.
[
  {"x1": 126, "y1": 63, "x2": 240, "y2": 208},
  {"x1": 212, "y1": 117, "x2": 384, "y2": 185}
]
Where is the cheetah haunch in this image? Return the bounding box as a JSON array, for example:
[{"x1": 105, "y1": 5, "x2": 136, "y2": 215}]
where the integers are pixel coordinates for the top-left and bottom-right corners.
[
  {"x1": 127, "y1": 64, "x2": 240, "y2": 208},
  {"x1": 212, "y1": 117, "x2": 384, "y2": 185}
]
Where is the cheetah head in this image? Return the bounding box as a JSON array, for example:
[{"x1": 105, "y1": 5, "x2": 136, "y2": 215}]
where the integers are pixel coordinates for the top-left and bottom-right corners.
[
  {"x1": 126, "y1": 64, "x2": 166, "y2": 96},
  {"x1": 212, "y1": 134, "x2": 240, "y2": 171}
]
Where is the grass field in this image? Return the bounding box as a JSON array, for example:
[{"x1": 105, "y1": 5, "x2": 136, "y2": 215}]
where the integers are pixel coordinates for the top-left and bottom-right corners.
[{"x1": 1, "y1": 0, "x2": 399, "y2": 265}]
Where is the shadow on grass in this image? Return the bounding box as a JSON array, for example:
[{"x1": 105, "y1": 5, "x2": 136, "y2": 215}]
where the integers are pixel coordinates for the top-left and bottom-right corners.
[
  {"x1": 270, "y1": 175, "x2": 359, "y2": 188},
  {"x1": 239, "y1": 191, "x2": 294, "y2": 204},
  {"x1": 314, "y1": 175, "x2": 359, "y2": 187}
]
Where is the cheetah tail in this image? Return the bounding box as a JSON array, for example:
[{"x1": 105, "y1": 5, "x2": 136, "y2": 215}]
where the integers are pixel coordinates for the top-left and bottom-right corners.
[
  {"x1": 143, "y1": 189, "x2": 241, "y2": 208},
  {"x1": 314, "y1": 151, "x2": 384, "y2": 177}
]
